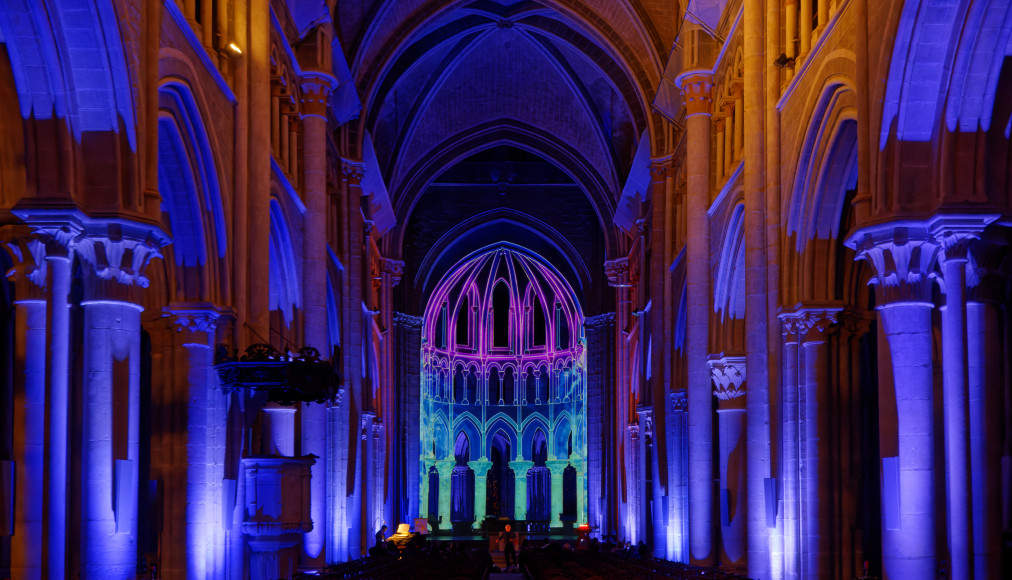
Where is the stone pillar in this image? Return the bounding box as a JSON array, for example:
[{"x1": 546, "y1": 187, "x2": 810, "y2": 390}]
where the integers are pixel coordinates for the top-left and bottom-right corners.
[
  {"x1": 3, "y1": 237, "x2": 47, "y2": 580},
  {"x1": 847, "y1": 224, "x2": 940, "y2": 580},
  {"x1": 437, "y1": 461, "x2": 453, "y2": 528},
  {"x1": 966, "y1": 238, "x2": 1006, "y2": 580},
  {"x1": 785, "y1": 0, "x2": 798, "y2": 81},
  {"x1": 75, "y1": 224, "x2": 166, "y2": 578},
  {"x1": 931, "y1": 216, "x2": 996, "y2": 580},
  {"x1": 723, "y1": 102, "x2": 735, "y2": 175},
  {"x1": 668, "y1": 391, "x2": 689, "y2": 562},
  {"x1": 732, "y1": 85, "x2": 743, "y2": 163},
  {"x1": 584, "y1": 313, "x2": 615, "y2": 537},
  {"x1": 547, "y1": 460, "x2": 566, "y2": 528},
  {"x1": 743, "y1": 0, "x2": 772, "y2": 575},
  {"x1": 472, "y1": 459, "x2": 491, "y2": 529},
  {"x1": 710, "y1": 356, "x2": 747, "y2": 570},
  {"x1": 166, "y1": 306, "x2": 225, "y2": 580},
  {"x1": 299, "y1": 70, "x2": 337, "y2": 563},
  {"x1": 4, "y1": 220, "x2": 79, "y2": 579},
  {"x1": 799, "y1": 308, "x2": 840, "y2": 579},
  {"x1": 714, "y1": 119, "x2": 726, "y2": 183},
  {"x1": 800, "y1": 0, "x2": 812, "y2": 56},
  {"x1": 513, "y1": 460, "x2": 533, "y2": 522},
  {"x1": 675, "y1": 71, "x2": 714, "y2": 566},
  {"x1": 778, "y1": 312, "x2": 803, "y2": 580}
]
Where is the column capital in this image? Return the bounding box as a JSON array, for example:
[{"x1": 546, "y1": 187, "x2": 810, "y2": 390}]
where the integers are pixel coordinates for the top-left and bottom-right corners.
[
  {"x1": 381, "y1": 258, "x2": 405, "y2": 287},
  {"x1": 393, "y1": 311, "x2": 424, "y2": 329},
  {"x1": 637, "y1": 407, "x2": 654, "y2": 441},
  {"x1": 713, "y1": 117, "x2": 726, "y2": 132},
  {"x1": 845, "y1": 222, "x2": 940, "y2": 306},
  {"x1": 709, "y1": 355, "x2": 746, "y2": 409},
  {"x1": 928, "y1": 214, "x2": 999, "y2": 263},
  {"x1": 163, "y1": 302, "x2": 232, "y2": 337},
  {"x1": 649, "y1": 157, "x2": 674, "y2": 178},
  {"x1": 1, "y1": 226, "x2": 48, "y2": 299},
  {"x1": 75, "y1": 220, "x2": 169, "y2": 303},
  {"x1": 604, "y1": 257, "x2": 630, "y2": 286},
  {"x1": 670, "y1": 390, "x2": 688, "y2": 412},
  {"x1": 298, "y1": 72, "x2": 337, "y2": 119},
  {"x1": 837, "y1": 308, "x2": 873, "y2": 337},
  {"x1": 341, "y1": 160, "x2": 365, "y2": 185},
  {"x1": 729, "y1": 82, "x2": 743, "y2": 100},
  {"x1": 676, "y1": 73, "x2": 713, "y2": 117},
  {"x1": 781, "y1": 305, "x2": 841, "y2": 344}
]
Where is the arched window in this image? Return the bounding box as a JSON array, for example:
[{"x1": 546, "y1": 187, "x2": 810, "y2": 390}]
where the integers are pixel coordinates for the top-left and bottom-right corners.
[
  {"x1": 456, "y1": 294, "x2": 470, "y2": 347},
  {"x1": 504, "y1": 367, "x2": 516, "y2": 405},
  {"x1": 525, "y1": 369, "x2": 536, "y2": 404},
  {"x1": 490, "y1": 367, "x2": 502, "y2": 404},
  {"x1": 453, "y1": 365, "x2": 464, "y2": 403},
  {"x1": 492, "y1": 281, "x2": 510, "y2": 348},
  {"x1": 527, "y1": 430, "x2": 550, "y2": 522},
  {"x1": 554, "y1": 302, "x2": 569, "y2": 349},
  {"x1": 451, "y1": 432, "x2": 475, "y2": 523},
  {"x1": 436, "y1": 302, "x2": 448, "y2": 349}
]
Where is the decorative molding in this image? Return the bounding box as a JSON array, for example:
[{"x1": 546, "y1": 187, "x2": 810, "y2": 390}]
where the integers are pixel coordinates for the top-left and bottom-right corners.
[
  {"x1": 845, "y1": 222, "x2": 940, "y2": 306},
  {"x1": 670, "y1": 391, "x2": 688, "y2": 412},
  {"x1": 584, "y1": 312, "x2": 616, "y2": 329},
  {"x1": 709, "y1": 355, "x2": 746, "y2": 408},
  {"x1": 298, "y1": 71, "x2": 337, "y2": 118},
  {"x1": 928, "y1": 214, "x2": 999, "y2": 263},
  {"x1": 393, "y1": 311, "x2": 424, "y2": 329},
  {"x1": 164, "y1": 303, "x2": 231, "y2": 335},
  {"x1": 604, "y1": 258, "x2": 630, "y2": 286},
  {"x1": 381, "y1": 258, "x2": 405, "y2": 287},
  {"x1": 341, "y1": 160, "x2": 365, "y2": 184}
]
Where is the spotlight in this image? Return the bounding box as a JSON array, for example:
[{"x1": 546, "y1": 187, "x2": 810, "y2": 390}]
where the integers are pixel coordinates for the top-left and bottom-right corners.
[
  {"x1": 774, "y1": 53, "x2": 795, "y2": 69},
  {"x1": 224, "y1": 42, "x2": 243, "y2": 59}
]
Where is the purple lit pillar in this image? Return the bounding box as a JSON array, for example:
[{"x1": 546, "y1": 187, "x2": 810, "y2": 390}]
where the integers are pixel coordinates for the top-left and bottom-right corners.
[
  {"x1": 710, "y1": 356, "x2": 747, "y2": 569},
  {"x1": 676, "y1": 71, "x2": 714, "y2": 567},
  {"x1": 44, "y1": 245, "x2": 72, "y2": 578},
  {"x1": 75, "y1": 225, "x2": 165, "y2": 579},
  {"x1": 166, "y1": 308, "x2": 222, "y2": 580},
  {"x1": 966, "y1": 239, "x2": 1005, "y2": 580},
  {"x1": 848, "y1": 224, "x2": 939, "y2": 580},
  {"x1": 11, "y1": 286, "x2": 46, "y2": 579},
  {"x1": 778, "y1": 313, "x2": 802, "y2": 580},
  {"x1": 300, "y1": 72, "x2": 336, "y2": 564}
]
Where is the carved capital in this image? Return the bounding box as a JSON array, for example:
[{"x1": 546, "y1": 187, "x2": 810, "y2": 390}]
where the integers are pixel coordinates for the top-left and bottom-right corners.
[
  {"x1": 298, "y1": 72, "x2": 336, "y2": 118},
  {"x1": 649, "y1": 158, "x2": 673, "y2": 179},
  {"x1": 381, "y1": 258, "x2": 405, "y2": 287},
  {"x1": 604, "y1": 258, "x2": 630, "y2": 286},
  {"x1": 164, "y1": 303, "x2": 230, "y2": 337},
  {"x1": 678, "y1": 74, "x2": 713, "y2": 117},
  {"x1": 929, "y1": 214, "x2": 998, "y2": 265},
  {"x1": 341, "y1": 160, "x2": 365, "y2": 185},
  {"x1": 1, "y1": 227, "x2": 48, "y2": 299},
  {"x1": 709, "y1": 355, "x2": 746, "y2": 409},
  {"x1": 713, "y1": 117, "x2": 726, "y2": 132},
  {"x1": 393, "y1": 311, "x2": 424, "y2": 329},
  {"x1": 670, "y1": 390, "x2": 688, "y2": 412},
  {"x1": 846, "y1": 222, "x2": 940, "y2": 306},
  {"x1": 75, "y1": 222, "x2": 167, "y2": 303},
  {"x1": 837, "y1": 308, "x2": 873, "y2": 337}
]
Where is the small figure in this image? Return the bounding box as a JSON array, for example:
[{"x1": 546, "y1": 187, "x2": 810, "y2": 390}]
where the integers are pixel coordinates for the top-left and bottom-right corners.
[{"x1": 375, "y1": 524, "x2": 388, "y2": 547}]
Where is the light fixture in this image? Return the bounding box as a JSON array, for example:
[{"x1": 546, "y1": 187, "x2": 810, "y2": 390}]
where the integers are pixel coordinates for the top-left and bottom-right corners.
[
  {"x1": 225, "y1": 42, "x2": 243, "y2": 59},
  {"x1": 774, "y1": 53, "x2": 795, "y2": 69}
]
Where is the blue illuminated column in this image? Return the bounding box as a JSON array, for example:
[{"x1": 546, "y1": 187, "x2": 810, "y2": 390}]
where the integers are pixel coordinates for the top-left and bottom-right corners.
[
  {"x1": 798, "y1": 308, "x2": 840, "y2": 579},
  {"x1": 513, "y1": 460, "x2": 533, "y2": 521},
  {"x1": 676, "y1": 71, "x2": 715, "y2": 566},
  {"x1": 166, "y1": 305, "x2": 226, "y2": 579},
  {"x1": 2, "y1": 233, "x2": 47, "y2": 579},
  {"x1": 710, "y1": 356, "x2": 747, "y2": 569},
  {"x1": 299, "y1": 71, "x2": 336, "y2": 564},
  {"x1": 778, "y1": 312, "x2": 803, "y2": 580},
  {"x1": 930, "y1": 215, "x2": 996, "y2": 580},
  {"x1": 848, "y1": 224, "x2": 939, "y2": 580},
  {"x1": 667, "y1": 391, "x2": 688, "y2": 562},
  {"x1": 75, "y1": 223, "x2": 166, "y2": 579},
  {"x1": 966, "y1": 239, "x2": 1006, "y2": 579}
]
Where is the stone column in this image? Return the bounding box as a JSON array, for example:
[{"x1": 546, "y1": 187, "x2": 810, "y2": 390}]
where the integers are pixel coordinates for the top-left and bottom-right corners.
[
  {"x1": 437, "y1": 460, "x2": 454, "y2": 528},
  {"x1": 299, "y1": 72, "x2": 336, "y2": 562},
  {"x1": 668, "y1": 391, "x2": 689, "y2": 562},
  {"x1": 1, "y1": 233, "x2": 47, "y2": 580},
  {"x1": 966, "y1": 238, "x2": 1006, "y2": 580},
  {"x1": 800, "y1": 0, "x2": 812, "y2": 56},
  {"x1": 930, "y1": 216, "x2": 996, "y2": 580},
  {"x1": 675, "y1": 71, "x2": 715, "y2": 566},
  {"x1": 300, "y1": 72, "x2": 336, "y2": 563},
  {"x1": 732, "y1": 85, "x2": 744, "y2": 163},
  {"x1": 714, "y1": 118, "x2": 726, "y2": 183},
  {"x1": 584, "y1": 313, "x2": 615, "y2": 537},
  {"x1": 513, "y1": 460, "x2": 533, "y2": 522},
  {"x1": 471, "y1": 458, "x2": 491, "y2": 529},
  {"x1": 785, "y1": 0, "x2": 798, "y2": 81},
  {"x1": 75, "y1": 223, "x2": 166, "y2": 579},
  {"x1": 166, "y1": 306, "x2": 225, "y2": 580},
  {"x1": 778, "y1": 312, "x2": 803, "y2": 580},
  {"x1": 710, "y1": 356, "x2": 747, "y2": 569},
  {"x1": 847, "y1": 224, "x2": 940, "y2": 580},
  {"x1": 798, "y1": 308, "x2": 840, "y2": 579},
  {"x1": 547, "y1": 460, "x2": 566, "y2": 529}
]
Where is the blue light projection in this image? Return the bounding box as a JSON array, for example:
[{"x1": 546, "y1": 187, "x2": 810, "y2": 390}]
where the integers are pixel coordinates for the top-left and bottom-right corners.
[{"x1": 420, "y1": 244, "x2": 587, "y2": 529}]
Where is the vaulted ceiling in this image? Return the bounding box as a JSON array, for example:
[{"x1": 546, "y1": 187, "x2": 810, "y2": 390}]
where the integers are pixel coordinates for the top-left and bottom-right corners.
[{"x1": 334, "y1": 0, "x2": 677, "y2": 310}]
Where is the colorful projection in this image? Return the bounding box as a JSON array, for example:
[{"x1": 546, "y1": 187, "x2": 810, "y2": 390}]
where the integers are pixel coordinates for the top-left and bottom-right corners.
[{"x1": 420, "y1": 245, "x2": 587, "y2": 530}]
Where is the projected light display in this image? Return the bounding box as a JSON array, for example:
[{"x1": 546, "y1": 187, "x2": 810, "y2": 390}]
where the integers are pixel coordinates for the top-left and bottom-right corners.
[{"x1": 420, "y1": 244, "x2": 586, "y2": 531}]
